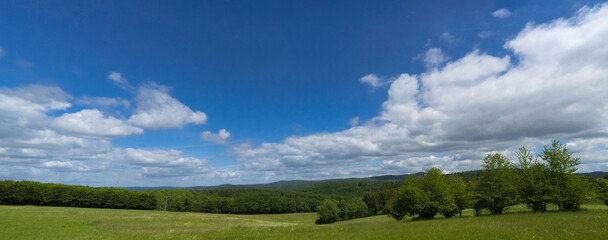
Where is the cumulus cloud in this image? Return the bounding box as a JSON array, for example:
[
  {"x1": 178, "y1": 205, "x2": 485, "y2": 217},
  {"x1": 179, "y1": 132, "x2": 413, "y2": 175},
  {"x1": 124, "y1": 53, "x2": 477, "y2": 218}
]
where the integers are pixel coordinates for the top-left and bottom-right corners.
[
  {"x1": 201, "y1": 129, "x2": 231, "y2": 145},
  {"x1": 108, "y1": 72, "x2": 127, "y2": 84},
  {"x1": 492, "y1": 8, "x2": 512, "y2": 18},
  {"x1": 0, "y1": 86, "x2": 139, "y2": 139},
  {"x1": 127, "y1": 83, "x2": 207, "y2": 130},
  {"x1": 0, "y1": 85, "x2": 71, "y2": 114},
  {"x1": 565, "y1": 138, "x2": 608, "y2": 172},
  {"x1": 414, "y1": 48, "x2": 450, "y2": 69},
  {"x1": 230, "y1": 3, "x2": 608, "y2": 180},
  {"x1": 0, "y1": 81, "x2": 214, "y2": 185},
  {"x1": 360, "y1": 74, "x2": 382, "y2": 88},
  {"x1": 360, "y1": 74, "x2": 395, "y2": 91},
  {"x1": 381, "y1": 155, "x2": 464, "y2": 172},
  {"x1": 107, "y1": 72, "x2": 133, "y2": 90},
  {"x1": 54, "y1": 109, "x2": 143, "y2": 137},
  {"x1": 108, "y1": 148, "x2": 213, "y2": 178},
  {"x1": 0, "y1": 85, "x2": 115, "y2": 174},
  {"x1": 41, "y1": 160, "x2": 108, "y2": 172}
]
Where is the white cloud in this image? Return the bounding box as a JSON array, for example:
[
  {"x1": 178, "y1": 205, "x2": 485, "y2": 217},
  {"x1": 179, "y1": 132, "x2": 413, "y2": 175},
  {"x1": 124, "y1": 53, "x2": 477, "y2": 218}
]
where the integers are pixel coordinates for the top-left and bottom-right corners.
[
  {"x1": 440, "y1": 32, "x2": 455, "y2": 43},
  {"x1": 0, "y1": 82, "x2": 215, "y2": 185},
  {"x1": 41, "y1": 160, "x2": 107, "y2": 172},
  {"x1": 108, "y1": 72, "x2": 127, "y2": 84},
  {"x1": 76, "y1": 96, "x2": 130, "y2": 108},
  {"x1": 54, "y1": 109, "x2": 143, "y2": 137},
  {"x1": 107, "y1": 72, "x2": 133, "y2": 90},
  {"x1": 492, "y1": 8, "x2": 512, "y2": 18},
  {"x1": 360, "y1": 74, "x2": 395, "y2": 91},
  {"x1": 380, "y1": 155, "x2": 473, "y2": 173},
  {"x1": 0, "y1": 85, "x2": 71, "y2": 115},
  {"x1": 127, "y1": 83, "x2": 207, "y2": 130},
  {"x1": 414, "y1": 48, "x2": 450, "y2": 69},
  {"x1": 201, "y1": 129, "x2": 231, "y2": 145},
  {"x1": 0, "y1": 46, "x2": 5, "y2": 58},
  {"x1": 230, "y1": 3, "x2": 608, "y2": 180},
  {"x1": 349, "y1": 117, "x2": 359, "y2": 127},
  {"x1": 108, "y1": 148, "x2": 213, "y2": 178},
  {"x1": 360, "y1": 74, "x2": 382, "y2": 88},
  {"x1": 0, "y1": 86, "x2": 115, "y2": 172}
]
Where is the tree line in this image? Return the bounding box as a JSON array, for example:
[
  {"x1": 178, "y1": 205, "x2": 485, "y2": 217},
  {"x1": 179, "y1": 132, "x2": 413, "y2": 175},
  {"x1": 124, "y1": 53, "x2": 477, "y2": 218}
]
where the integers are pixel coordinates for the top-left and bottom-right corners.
[
  {"x1": 0, "y1": 181, "x2": 157, "y2": 210},
  {"x1": 315, "y1": 198, "x2": 372, "y2": 224},
  {"x1": 317, "y1": 140, "x2": 608, "y2": 223},
  {"x1": 0, "y1": 175, "x2": 400, "y2": 214},
  {"x1": 147, "y1": 189, "x2": 323, "y2": 214},
  {"x1": 0, "y1": 180, "x2": 393, "y2": 214},
  {"x1": 0, "y1": 181, "x2": 332, "y2": 213}
]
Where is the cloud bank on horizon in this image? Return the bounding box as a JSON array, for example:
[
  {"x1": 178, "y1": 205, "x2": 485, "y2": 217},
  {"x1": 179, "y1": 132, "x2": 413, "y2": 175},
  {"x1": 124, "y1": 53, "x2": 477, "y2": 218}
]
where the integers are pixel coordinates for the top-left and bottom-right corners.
[
  {"x1": 0, "y1": 78, "x2": 217, "y2": 185},
  {"x1": 1, "y1": 3, "x2": 608, "y2": 186}
]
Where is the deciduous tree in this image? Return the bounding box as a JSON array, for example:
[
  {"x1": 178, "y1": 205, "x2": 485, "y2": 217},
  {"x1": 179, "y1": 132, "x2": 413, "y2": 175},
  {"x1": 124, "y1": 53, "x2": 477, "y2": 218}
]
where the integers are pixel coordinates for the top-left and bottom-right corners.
[
  {"x1": 539, "y1": 140, "x2": 588, "y2": 210},
  {"x1": 392, "y1": 168, "x2": 457, "y2": 220},
  {"x1": 477, "y1": 153, "x2": 518, "y2": 214}
]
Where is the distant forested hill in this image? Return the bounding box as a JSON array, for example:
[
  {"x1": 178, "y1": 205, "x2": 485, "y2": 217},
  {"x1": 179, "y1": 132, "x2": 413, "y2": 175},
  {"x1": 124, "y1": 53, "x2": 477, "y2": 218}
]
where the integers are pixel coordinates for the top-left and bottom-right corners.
[{"x1": 128, "y1": 170, "x2": 605, "y2": 192}]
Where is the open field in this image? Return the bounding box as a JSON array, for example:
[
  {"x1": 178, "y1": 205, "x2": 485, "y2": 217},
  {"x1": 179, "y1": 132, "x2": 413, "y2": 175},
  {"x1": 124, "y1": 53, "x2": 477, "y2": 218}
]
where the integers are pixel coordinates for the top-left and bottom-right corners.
[{"x1": 1, "y1": 205, "x2": 607, "y2": 239}]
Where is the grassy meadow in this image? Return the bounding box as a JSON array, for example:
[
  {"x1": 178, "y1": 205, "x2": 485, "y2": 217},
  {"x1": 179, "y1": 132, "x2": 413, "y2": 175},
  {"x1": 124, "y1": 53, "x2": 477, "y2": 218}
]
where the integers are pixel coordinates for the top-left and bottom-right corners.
[{"x1": 1, "y1": 204, "x2": 607, "y2": 239}]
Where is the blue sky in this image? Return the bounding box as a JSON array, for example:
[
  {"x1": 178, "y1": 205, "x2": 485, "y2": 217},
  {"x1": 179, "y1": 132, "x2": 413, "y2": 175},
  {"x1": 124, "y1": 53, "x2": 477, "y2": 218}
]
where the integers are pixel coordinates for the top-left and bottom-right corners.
[{"x1": 1, "y1": 0, "x2": 607, "y2": 186}]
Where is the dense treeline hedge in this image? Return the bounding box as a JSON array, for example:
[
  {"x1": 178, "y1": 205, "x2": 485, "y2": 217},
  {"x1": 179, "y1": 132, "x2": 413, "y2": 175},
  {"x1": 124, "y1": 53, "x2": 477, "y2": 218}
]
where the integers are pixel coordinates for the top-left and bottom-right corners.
[
  {"x1": 301, "y1": 181, "x2": 400, "y2": 199},
  {"x1": 0, "y1": 181, "x2": 331, "y2": 214},
  {"x1": 0, "y1": 180, "x2": 156, "y2": 210},
  {"x1": 362, "y1": 189, "x2": 397, "y2": 215},
  {"x1": 0, "y1": 180, "x2": 399, "y2": 215},
  {"x1": 0, "y1": 178, "x2": 399, "y2": 215},
  {"x1": 148, "y1": 189, "x2": 324, "y2": 214},
  {"x1": 315, "y1": 198, "x2": 372, "y2": 224},
  {"x1": 145, "y1": 180, "x2": 401, "y2": 215}
]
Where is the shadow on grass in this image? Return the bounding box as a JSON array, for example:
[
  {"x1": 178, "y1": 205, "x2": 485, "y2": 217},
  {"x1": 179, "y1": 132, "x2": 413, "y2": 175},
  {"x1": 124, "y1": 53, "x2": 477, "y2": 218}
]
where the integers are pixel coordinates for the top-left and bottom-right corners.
[{"x1": 394, "y1": 203, "x2": 608, "y2": 222}]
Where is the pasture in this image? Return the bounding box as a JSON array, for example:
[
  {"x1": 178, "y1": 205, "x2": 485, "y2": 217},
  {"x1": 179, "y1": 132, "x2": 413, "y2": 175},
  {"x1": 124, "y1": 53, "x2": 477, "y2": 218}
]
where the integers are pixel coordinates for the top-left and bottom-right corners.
[{"x1": 1, "y1": 205, "x2": 607, "y2": 239}]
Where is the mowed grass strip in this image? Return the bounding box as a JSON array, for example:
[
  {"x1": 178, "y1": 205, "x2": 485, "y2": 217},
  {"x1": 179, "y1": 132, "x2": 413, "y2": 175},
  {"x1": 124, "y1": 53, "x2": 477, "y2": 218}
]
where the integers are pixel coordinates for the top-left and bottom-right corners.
[{"x1": 1, "y1": 205, "x2": 607, "y2": 239}]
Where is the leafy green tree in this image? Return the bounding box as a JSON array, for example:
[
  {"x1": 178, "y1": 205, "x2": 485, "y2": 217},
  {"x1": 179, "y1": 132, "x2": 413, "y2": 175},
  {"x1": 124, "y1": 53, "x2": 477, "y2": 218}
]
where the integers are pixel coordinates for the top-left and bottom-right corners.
[
  {"x1": 354, "y1": 199, "x2": 371, "y2": 218},
  {"x1": 538, "y1": 140, "x2": 588, "y2": 210},
  {"x1": 338, "y1": 198, "x2": 370, "y2": 220},
  {"x1": 517, "y1": 147, "x2": 551, "y2": 212},
  {"x1": 392, "y1": 168, "x2": 457, "y2": 220},
  {"x1": 467, "y1": 181, "x2": 483, "y2": 216},
  {"x1": 338, "y1": 200, "x2": 353, "y2": 220},
  {"x1": 477, "y1": 153, "x2": 518, "y2": 214},
  {"x1": 295, "y1": 199, "x2": 310, "y2": 213},
  {"x1": 382, "y1": 191, "x2": 398, "y2": 215},
  {"x1": 539, "y1": 140, "x2": 580, "y2": 174},
  {"x1": 316, "y1": 199, "x2": 340, "y2": 224},
  {"x1": 448, "y1": 176, "x2": 473, "y2": 217},
  {"x1": 392, "y1": 176, "x2": 422, "y2": 220},
  {"x1": 362, "y1": 189, "x2": 395, "y2": 215}
]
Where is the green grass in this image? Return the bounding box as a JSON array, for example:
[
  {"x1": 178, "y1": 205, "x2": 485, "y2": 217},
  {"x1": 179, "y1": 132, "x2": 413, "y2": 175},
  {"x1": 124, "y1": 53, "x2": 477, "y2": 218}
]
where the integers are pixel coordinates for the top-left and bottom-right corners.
[{"x1": 1, "y1": 204, "x2": 607, "y2": 239}]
